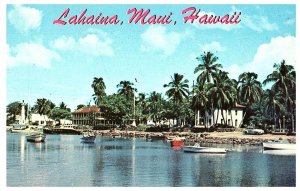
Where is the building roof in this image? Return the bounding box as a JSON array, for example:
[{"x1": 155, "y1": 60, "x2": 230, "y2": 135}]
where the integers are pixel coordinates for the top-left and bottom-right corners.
[{"x1": 73, "y1": 106, "x2": 100, "y2": 113}]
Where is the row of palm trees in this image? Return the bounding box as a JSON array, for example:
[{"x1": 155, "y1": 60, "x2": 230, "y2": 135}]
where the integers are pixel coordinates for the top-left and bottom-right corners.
[{"x1": 91, "y1": 51, "x2": 295, "y2": 131}]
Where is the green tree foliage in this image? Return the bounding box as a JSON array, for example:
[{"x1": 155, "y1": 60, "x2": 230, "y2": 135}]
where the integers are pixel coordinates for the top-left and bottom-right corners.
[
  {"x1": 92, "y1": 77, "x2": 106, "y2": 105},
  {"x1": 194, "y1": 51, "x2": 222, "y2": 86}
]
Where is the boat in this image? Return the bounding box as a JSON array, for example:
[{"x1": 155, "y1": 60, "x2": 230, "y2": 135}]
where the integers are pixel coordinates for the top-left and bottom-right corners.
[
  {"x1": 26, "y1": 133, "x2": 46, "y2": 143},
  {"x1": 263, "y1": 140, "x2": 296, "y2": 150},
  {"x1": 111, "y1": 132, "x2": 121, "y2": 138},
  {"x1": 147, "y1": 134, "x2": 166, "y2": 141},
  {"x1": 166, "y1": 135, "x2": 185, "y2": 142},
  {"x1": 183, "y1": 143, "x2": 227, "y2": 154},
  {"x1": 43, "y1": 127, "x2": 81, "y2": 135},
  {"x1": 170, "y1": 137, "x2": 185, "y2": 147},
  {"x1": 11, "y1": 126, "x2": 42, "y2": 134},
  {"x1": 81, "y1": 132, "x2": 96, "y2": 143}
]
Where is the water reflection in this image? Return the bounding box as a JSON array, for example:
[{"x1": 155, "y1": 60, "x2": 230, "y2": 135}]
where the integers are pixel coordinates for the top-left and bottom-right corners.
[
  {"x1": 263, "y1": 150, "x2": 296, "y2": 156},
  {"x1": 20, "y1": 135, "x2": 25, "y2": 162},
  {"x1": 7, "y1": 133, "x2": 296, "y2": 187}
]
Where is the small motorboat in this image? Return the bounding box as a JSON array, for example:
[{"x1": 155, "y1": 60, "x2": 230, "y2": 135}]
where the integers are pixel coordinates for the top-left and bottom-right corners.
[
  {"x1": 147, "y1": 134, "x2": 166, "y2": 141},
  {"x1": 263, "y1": 140, "x2": 296, "y2": 150},
  {"x1": 81, "y1": 132, "x2": 96, "y2": 143},
  {"x1": 183, "y1": 143, "x2": 227, "y2": 154},
  {"x1": 111, "y1": 132, "x2": 122, "y2": 138},
  {"x1": 26, "y1": 133, "x2": 46, "y2": 143}
]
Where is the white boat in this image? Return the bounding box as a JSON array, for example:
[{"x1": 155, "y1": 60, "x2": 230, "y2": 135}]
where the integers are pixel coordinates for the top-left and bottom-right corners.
[
  {"x1": 183, "y1": 143, "x2": 227, "y2": 154},
  {"x1": 166, "y1": 136, "x2": 185, "y2": 142},
  {"x1": 26, "y1": 133, "x2": 46, "y2": 143},
  {"x1": 81, "y1": 132, "x2": 96, "y2": 143},
  {"x1": 263, "y1": 140, "x2": 296, "y2": 150},
  {"x1": 11, "y1": 126, "x2": 41, "y2": 134}
]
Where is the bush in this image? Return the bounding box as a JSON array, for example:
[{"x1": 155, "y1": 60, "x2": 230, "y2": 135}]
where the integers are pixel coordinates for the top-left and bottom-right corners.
[{"x1": 136, "y1": 124, "x2": 148, "y2": 132}]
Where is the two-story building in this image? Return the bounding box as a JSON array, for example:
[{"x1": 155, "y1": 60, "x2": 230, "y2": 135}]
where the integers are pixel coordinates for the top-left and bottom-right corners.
[
  {"x1": 72, "y1": 106, "x2": 104, "y2": 126},
  {"x1": 195, "y1": 103, "x2": 245, "y2": 128}
]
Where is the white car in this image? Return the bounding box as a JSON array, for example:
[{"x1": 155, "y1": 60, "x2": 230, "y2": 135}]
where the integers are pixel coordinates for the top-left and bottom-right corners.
[{"x1": 243, "y1": 128, "x2": 264, "y2": 135}]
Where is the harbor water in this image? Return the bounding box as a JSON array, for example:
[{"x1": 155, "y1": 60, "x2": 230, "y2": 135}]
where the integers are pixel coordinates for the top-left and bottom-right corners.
[{"x1": 7, "y1": 133, "x2": 296, "y2": 187}]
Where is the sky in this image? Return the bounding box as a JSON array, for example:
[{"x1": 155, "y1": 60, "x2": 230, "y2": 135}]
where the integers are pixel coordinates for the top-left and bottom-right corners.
[{"x1": 6, "y1": 4, "x2": 296, "y2": 111}]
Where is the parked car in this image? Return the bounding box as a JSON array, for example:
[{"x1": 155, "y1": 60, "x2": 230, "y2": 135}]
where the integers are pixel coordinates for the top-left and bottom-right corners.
[{"x1": 243, "y1": 128, "x2": 264, "y2": 135}]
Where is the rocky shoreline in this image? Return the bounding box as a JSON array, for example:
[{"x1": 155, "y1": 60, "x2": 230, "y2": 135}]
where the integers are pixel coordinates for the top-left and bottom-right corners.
[{"x1": 89, "y1": 130, "x2": 296, "y2": 145}]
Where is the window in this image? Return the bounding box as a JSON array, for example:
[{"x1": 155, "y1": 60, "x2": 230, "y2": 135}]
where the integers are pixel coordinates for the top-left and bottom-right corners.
[
  {"x1": 228, "y1": 119, "x2": 231, "y2": 124},
  {"x1": 235, "y1": 110, "x2": 238, "y2": 115},
  {"x1": 209, "y1": 119, "x2": 212, "y2": 126},
  {"x1": 235, "y1": 119, "x2": 238, "y2": 127},
  {"x1": 221, "y1": 119, "x2": 224, "y2": 124}
]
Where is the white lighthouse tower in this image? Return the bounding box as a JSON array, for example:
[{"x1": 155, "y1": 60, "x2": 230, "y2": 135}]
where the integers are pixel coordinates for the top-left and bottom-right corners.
[{"x1": 20, "y1": 100, "x2": 26, "y2": 125}]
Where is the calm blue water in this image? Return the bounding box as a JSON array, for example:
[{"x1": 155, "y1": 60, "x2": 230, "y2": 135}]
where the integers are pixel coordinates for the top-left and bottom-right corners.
[{"x1": 7, "y1": 133, "x2": 295, "y2": 187}]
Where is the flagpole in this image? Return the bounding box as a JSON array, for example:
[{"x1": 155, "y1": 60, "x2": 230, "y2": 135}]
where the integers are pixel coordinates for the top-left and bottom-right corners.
[{"x1": 132, "y1": 78, "x2": 137, "y2": 127}]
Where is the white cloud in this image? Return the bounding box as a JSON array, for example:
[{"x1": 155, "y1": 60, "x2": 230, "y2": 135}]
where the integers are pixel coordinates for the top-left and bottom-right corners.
[
  {"x1": 78, "y1": 34, "x2": 113, "y2": 56},
  {"x1": 242, "y1": 15, "x2": 278, "y2": 32},
  {"x1": 51, "y1": 36, "x2": 76, "y2": 50},
  {"x1": 7, "y1": 42, "x2": 60, "y2": 68},
  {"x1": 51, "y1": 31, "x2": 114, "y2": 56},
  {"x1": 225, "y1": 36, "x2": 296, "y2": 82},
  {"x1": 140, "y1": 25, "x2": 187, "y2": 56},
  {"x1": 201, "y1": 41, "x2": 225, "y2": 52},
  {"x1": 8, "y1": 5, "x2": 42, "y2": 33},
  {"x1": 232, "y1": 6, "x2": 278, "y2": 32}
]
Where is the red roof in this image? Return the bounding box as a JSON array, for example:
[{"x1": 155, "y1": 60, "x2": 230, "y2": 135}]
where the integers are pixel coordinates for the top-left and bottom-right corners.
[{"x1": 73, "y1": 106, "x2": 100, "y2": 113}]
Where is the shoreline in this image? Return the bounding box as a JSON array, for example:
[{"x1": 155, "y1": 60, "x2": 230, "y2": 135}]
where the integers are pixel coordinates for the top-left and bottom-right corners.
[{"x1": 90, "y1": 130, "x2": 296, "y2": 145}]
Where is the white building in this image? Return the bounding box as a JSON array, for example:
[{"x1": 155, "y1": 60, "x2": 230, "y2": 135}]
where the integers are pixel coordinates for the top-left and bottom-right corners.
[
  {"x1": 195, "y1": 103, "x2": 245, "y2": 128},
  {"x1": 30, "y1": 113, "x2": 54, "y2": 126}
]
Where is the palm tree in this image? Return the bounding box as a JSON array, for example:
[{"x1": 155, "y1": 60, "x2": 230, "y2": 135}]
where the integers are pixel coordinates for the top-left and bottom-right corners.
[
  {"x1": 194, "y1": 51, "x2": 222, "y2": 86},
  {"x1": 263, "y1": 60, "x2": 295, "y2": 98},
  {"x1": 207, "y1": 70, "x2": 237, "y2": 125},
  {"x1": 163, "y1": 73, "x2": 189, "y2": 105},
  {"x1": 59, "y1": 102, "x2": 67, "y2": 109},
  {"x1": 147, "y1": 91, "x2": 164, "y2": 126},
  {"x1": 164, "y1": 73, "x2": 189, "y2": 126},
  {"x1": 238, "y1": 72, "x2": 263, "y2": 104},
  {"x1": 237, "y1": 72, "x2": 263, "y2": 127},
  {"x1": 263, "y1": 89, "x2": 284, "y2": 131},
  {"x1": 263, "y1": 60, "x2": 296, "y2": 132},
  {"x1": 192, "y1": 84, "x2": 208, "y2": 127},
  {"x1": 117, "y1": 80, "x2": 136, "y2": 100},
  {"x1": 92, "y1": 77, "x2": 106, "y2": 105},
  {"x1": 136, "y1": 93, "x2": 148, "y2": 124},
  {"x1": 33, "y1": 98, "x2": 55, "y2": 125}
]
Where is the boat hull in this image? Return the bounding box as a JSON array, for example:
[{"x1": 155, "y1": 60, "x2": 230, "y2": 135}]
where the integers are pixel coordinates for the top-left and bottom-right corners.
[
  {"x1": 147, "y1": 135, "x2": 166, "y2": 141},
  {"x1": 263, "y1": 142, "x2": 296, "y2": 150},
  {"x1": 11, "y1": 128, "x2": 41, "y2": 134},
  {"x1": 43, "y1": 128, "x2": 81, "y2": 135},
  {"x1": 81, "y1": 136, "x2": 96, "y2": 143},
  {"x1": 170, "y1": 140, "x2": 184, "y2": 147},
  {"x1": 26, "y1": 134, "x2": 46, "y2": 143},
  {"x1": 183, "y1": 146, "x2": 227, "y2": 154}
]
